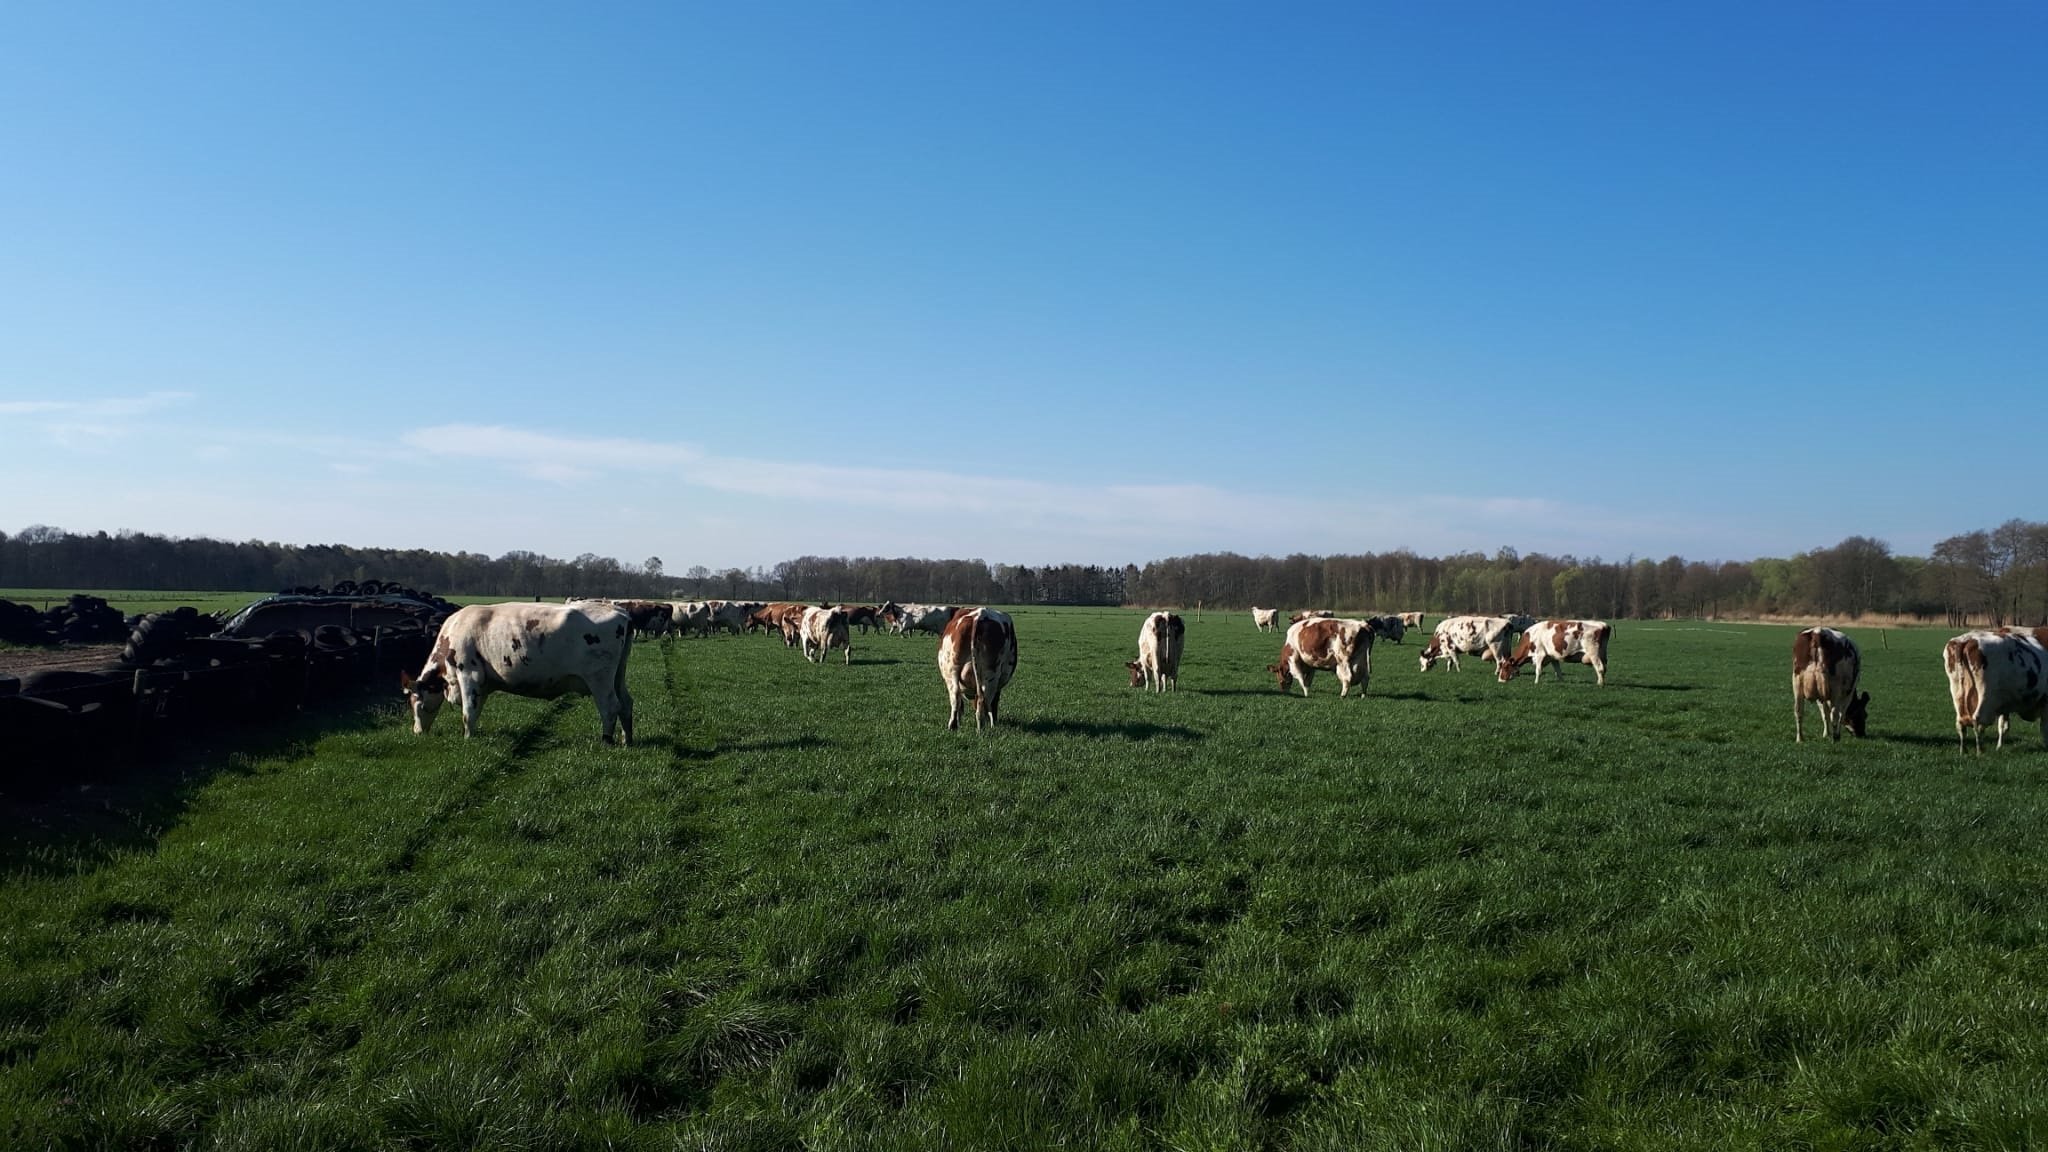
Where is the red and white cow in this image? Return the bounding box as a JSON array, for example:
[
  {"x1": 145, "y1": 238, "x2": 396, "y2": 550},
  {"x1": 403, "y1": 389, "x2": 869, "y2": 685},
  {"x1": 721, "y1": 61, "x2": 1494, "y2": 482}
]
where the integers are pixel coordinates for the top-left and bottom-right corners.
[
  {"x1": 800, "y1": 606, "x2": 853, "y2": 664},
  {"x1": 1251, "y1": 607, "x2": 1280, "y2": 632},
  {"x1": 1498, "y1": 619, "x2": 1612, "y2": 685},
  {"x1": 1290, "y1": 609, "x2": 1335, "y2": 624},
  {"x1": 750, "y1": 602, "x2": 811, "y2": 645},
  {"x1": 1127, "y1": 611, "x2": 1185, "y2": 692},
  {"x1": 402, "y1": 602, "x2": 634, "y2": 744},
  {"x1": 1399, "y1": 611, "x2": 1425, "y2": 630},
  {"x1": 1419, "y1": 616, "x2": 1515, "y2": 673},
  {"x1": 1283, "y1": 616, "x2": 1374, "y2": 697},
  {"x1": 1943, "y1": 628, "x2": 2048, "y2": 753},
  {"x1": 939, "y1": 607, "x2": 1018, "y2": 731},
  {"x1": 1791, "y1": 627, "x2": 1866, "y2": 742}
]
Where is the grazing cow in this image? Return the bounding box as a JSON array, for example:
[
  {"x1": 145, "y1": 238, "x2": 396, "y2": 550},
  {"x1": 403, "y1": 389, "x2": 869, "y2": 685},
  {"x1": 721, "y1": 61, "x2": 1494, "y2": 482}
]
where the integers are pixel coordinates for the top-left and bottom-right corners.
[
  {"x1": 401, "y1": 602, "x2": 634, "y2": 744},
  {"x1": 1366, "y1": 614, "x2": 1407, "y2": 644},
  {"x1": 1499, "y1": 619, "x2": 1613, "y2": 686},
  {"x1": 1419, "y1": 615, "x2": 1516, "y2": 672},
  {"x1": 1283, "y1": 616, "x2": 1374, "y2": 697},
  {"x1": 1127, "y1": 611, "x2": 1185, "y2": 692},
  {"x1": 1399, "y1": 612, "x2": 1424, "y2": 630},
  {"x1": 799, "y1": 606, "x2": 853, "y2": 665},
  {"x1": 1252, "y1": 607, "x2": 1280, "y2": 632},
  {"x1": 898, "y1": 604, "x2": 960, "y2": 636},
  {"x1": 1791, "y1": 627, "x2": 1866, "y2": 742},
  {"x1": 1290, "y1": 609, "x2": 1335, "y2": 624},
  {"x1": 1265, "y1": 642, "x2": 1296, "y2": 690},
  {"x1": 1943, "y1": 629, "x2": 2048, "y2": 753},
  {"x1": 939, "y1": 607, "x2": 1018, "y2": 731}
]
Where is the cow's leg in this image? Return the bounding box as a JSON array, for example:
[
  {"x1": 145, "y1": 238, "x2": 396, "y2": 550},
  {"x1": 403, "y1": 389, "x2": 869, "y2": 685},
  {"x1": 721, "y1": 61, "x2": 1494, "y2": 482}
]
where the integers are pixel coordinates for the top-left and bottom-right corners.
[
  {"x1": 459, "y1": 677, "x2": 484, "y2": 738},
  {"x1": 1795, "y1": 691, "x2": 1806, "y2": 743},
  {"x1": 946, "y1": 677, "x2": 965, "y2": 731},
  {"x1": 1996, "y1": 715, "x2": 2009, "y2": 750},
  {"x1": 1336, "y1": 663, "x2": 1353, "y2": 698}
]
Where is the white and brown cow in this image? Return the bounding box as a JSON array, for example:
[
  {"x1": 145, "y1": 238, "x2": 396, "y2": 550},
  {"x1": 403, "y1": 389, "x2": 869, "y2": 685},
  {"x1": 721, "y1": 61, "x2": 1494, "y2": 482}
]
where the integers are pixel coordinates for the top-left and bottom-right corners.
[
  {"x1": 939, "y1": 607, "x2": 1018, "y2": 731},
  {"x1": 1791, "y1": 627, "x2": 1866, "y2": 742},
  {"x1": 1127, "y1": 611, "x2": 1185, "y2": 692},
  {"x1": 1366, "y1": 614, "x2": 1407, "y2": 644},
  {"x1": 799, "y1": 606, "x2": 853, "y2": 665},
  {"x1": 1943, "y1": 628, "x2": 2048, "y2": 753},
  {"x1": 1399, "y1": 611, "x2": 1425, "y2": 631},
  {"x1": 897, "y1": 604, "x2": 960, "y2": 636},
  {"x1": 401, "y1": 602, "x2": 634, "y2": 744},
  {"x1": 1252, "y1": 607, "x2": 1280, "y2": 632},
  {"x1": 1290, "y1": 609, "x2": 1335, "y2": 624},
  {"x1": 1419, "y1": 616, "x2": 1516, "y2": 673},
  {"x1": 1283, "y1": 616, "x2": 1374, "y2": 698},
  {"x1": 1498, "y1": 619, "x2": 1612, "y2": 685}
]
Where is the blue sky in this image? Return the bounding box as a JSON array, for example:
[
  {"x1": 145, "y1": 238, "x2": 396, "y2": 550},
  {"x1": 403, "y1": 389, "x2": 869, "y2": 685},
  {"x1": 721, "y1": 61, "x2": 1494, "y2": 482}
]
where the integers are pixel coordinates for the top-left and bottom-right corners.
[{"x1": 2, "y1": 3, "x2": 2041, "y2": 568}]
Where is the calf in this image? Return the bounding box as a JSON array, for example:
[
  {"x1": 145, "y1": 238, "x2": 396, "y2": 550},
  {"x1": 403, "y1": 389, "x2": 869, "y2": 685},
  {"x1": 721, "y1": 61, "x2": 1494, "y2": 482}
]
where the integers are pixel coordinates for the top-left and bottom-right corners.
[
  {"x1": 1251, "y1": 607, "x2": 1279, "y2": 632},
  {"x1": 1791, "y1": 627, "x2": 1867, "y2": 742},
  {"x1": 1419, "y1": 616, "x2": 1515, "y2": 673},
  {"x1": 401, "y1": 602, "x2": 634, "y2": 744},
  {"x1": 1127, "y1": 611, "x2": 1185, "y2": 692},
  {"x1": 799, "y1": 606, "x2": 853, "y2": 665},
  {"x1": 1943, "y1": 629, "x2": 2048, "y2": 753},
  {"x1": 1499, "y1": 619, "x2": 1612, "y2": 685},
  {"x1": 939, "y1": 607, "x2": 1018, "y2": 731},
  {"x1": 1283, "y1": 616, "x2": 1374, "y2": 697}
]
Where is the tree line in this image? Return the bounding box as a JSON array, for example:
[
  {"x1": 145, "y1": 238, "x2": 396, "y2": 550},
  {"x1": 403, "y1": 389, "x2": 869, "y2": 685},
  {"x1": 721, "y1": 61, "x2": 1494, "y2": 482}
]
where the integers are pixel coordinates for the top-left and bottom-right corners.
[{"x1": 2, "y1": 520, "x2": 2044, "y2": 624}]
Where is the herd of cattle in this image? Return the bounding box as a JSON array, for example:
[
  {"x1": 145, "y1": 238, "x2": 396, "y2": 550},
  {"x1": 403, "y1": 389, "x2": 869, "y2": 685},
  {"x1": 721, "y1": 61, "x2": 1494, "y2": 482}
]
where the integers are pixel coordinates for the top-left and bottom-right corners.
[{"x1": 401, "y1": 597, "x2": 2048, "y2": 754}]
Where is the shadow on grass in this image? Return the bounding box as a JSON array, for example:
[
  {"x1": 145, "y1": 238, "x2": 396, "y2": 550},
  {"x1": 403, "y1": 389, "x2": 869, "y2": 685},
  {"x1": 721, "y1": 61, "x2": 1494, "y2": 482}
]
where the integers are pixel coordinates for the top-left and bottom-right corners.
[
  {"x1": 1619, "y1": 683, "x2": 1698, "y2": 693},
  {"x1": 0, "y1": 691, "x2": 405, "y2": 880},
  {"x1": 1192, "y1": 688, "x2": 1289, "y2": 697},
  {"x1": 850, "y1": 657, "x2": 902, "y2": 666},
  {"x1": 1012, "y1": 718, "x2": 1204, "y2": 742}
]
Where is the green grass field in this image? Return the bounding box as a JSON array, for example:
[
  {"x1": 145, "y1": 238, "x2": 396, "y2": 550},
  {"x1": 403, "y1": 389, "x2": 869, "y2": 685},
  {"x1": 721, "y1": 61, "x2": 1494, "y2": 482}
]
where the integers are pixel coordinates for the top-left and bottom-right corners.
[{"x1": 3, "y1": 609, "x2": 2045, "y2": 1149}]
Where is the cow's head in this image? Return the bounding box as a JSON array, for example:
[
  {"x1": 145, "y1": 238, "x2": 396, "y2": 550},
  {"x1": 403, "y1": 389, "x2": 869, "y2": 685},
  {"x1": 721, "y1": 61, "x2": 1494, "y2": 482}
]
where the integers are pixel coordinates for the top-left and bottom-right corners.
[
  {"x1": 1495, "y1": 636, "x2": 1535, "y2": 682},
  {"x1": 399, "y1": 665, "x2": 452, "y2": 734},
  {"x1": 1266, "y1": 644, "x2": 1295, "y2": 690},
  {"x1": 1845, "y1": 691, "x2": 1870, "y2": 737},
  {"x1": 1418, "y1": 637, "x2": 1441, "y2": 672},
  {"x1": 1126, "y1": 660, "x2": 1145, "y2": 688}
]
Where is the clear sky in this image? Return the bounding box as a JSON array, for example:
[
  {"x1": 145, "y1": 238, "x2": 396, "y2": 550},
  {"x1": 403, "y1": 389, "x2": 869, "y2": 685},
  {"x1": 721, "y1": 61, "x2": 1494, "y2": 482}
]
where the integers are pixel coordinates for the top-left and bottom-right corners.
[{"x1": 2, "y1": 3, "x2": 2041, "y2": 569}]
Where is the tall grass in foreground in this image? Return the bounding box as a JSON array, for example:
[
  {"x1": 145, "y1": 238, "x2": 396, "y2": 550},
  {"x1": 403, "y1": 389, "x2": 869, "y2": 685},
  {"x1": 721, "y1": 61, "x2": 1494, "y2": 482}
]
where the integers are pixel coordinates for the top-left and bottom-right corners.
[{"x1": 2, "y1": 610, "x2": 2044, "y2": 1149}]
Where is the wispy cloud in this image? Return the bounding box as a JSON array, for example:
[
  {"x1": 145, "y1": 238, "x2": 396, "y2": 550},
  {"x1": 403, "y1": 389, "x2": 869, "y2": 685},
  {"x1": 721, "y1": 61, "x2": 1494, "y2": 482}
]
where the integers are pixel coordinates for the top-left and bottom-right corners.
[
  {"x1": 394, "y1": 422, "x2": 1666, "y2": 559},
  {"x1": 0, "y1": 391, "x2": 193, "y2": 418}
]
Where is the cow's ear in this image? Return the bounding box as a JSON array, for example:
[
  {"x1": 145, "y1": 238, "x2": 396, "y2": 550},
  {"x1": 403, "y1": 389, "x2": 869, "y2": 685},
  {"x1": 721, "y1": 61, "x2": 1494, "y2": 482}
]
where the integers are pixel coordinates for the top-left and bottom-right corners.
[{"x1": 399, "y1": 669, "x2": 415, "y2": 691}]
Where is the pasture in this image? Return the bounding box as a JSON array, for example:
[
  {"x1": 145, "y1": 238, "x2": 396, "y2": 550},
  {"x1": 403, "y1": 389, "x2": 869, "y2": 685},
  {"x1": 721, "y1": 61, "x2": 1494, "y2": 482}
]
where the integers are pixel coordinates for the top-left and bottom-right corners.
[{"x1": 3, "y1": 609, "x2": 2045, "y2": 1149}]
